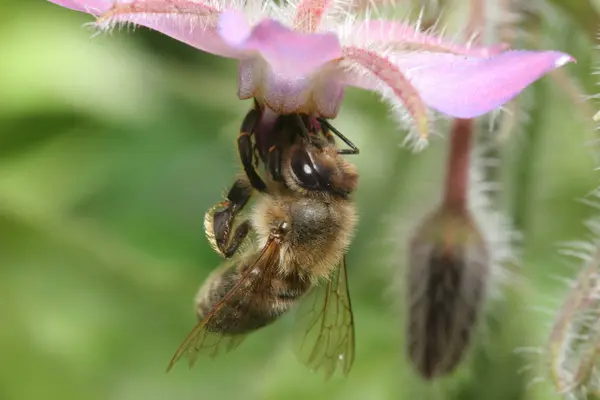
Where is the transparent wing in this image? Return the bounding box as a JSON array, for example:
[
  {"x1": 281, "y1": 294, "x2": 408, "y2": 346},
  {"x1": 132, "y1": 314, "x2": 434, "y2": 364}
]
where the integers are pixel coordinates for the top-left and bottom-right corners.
[
  {"x1": 293, "y1": 255, "x2": 355, "y2": 379},
  {"x1": 166, "y1": 238, "x2": 280, "y2": 372}
]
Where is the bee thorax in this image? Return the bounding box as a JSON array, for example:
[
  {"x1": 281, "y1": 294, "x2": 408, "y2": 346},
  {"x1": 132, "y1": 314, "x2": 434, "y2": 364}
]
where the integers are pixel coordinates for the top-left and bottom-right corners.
[{"x1": 279, "y1": 197, "x2": 356, "y2": 279}]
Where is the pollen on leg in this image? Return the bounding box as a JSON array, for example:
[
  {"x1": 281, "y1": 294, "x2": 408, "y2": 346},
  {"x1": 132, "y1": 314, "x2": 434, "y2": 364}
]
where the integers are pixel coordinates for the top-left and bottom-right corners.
[{"x1": 342, "y1": 46, "x2": 429, "y2": 142}]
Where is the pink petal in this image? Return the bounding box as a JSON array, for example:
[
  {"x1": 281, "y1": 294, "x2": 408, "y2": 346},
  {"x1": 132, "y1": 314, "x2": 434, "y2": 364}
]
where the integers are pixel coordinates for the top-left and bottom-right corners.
[
  {"x1": 217, "y1": 8, "x2": 251, "y2": 47},
  {"x1": 311, "y1": 74, "x2": 346, "y2": 117},
  {"x1": 219, "y1": 10, "x2": 342, "y2": 76},
  {"x1": 349, "y1": 50, "x2": 574, "y2": 118},
  {"x1": 237, "y1": 59, "x2": 345, "y2": 117},
  {"x1": 48, "y1": 0, "x2": 113, "y2": 13},
  {"x1": 351, "y1": 20, "x2": 508, "y2": 57},
  {"x1": 343, "y1": 46, "x2": 429, "y2": 140},
  {"x1": 48, "y1": 0, "x2": 240, "y2": 58}
]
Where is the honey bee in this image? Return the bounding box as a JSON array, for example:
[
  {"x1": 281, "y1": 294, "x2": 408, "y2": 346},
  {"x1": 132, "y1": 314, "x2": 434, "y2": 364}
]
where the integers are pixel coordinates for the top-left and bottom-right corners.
[
  {"x1": 167, "y1": 111, "x2": 359, "y2": 378},
  {"x1": 203, "y1": 102, "x2": 358, "y2": 260}
]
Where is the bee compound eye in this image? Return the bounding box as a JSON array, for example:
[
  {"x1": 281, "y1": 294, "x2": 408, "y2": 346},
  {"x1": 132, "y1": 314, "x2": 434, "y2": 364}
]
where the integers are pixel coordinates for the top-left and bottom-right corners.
[{"x1": 291, "y1": 149, "x2": 319, "y2": 189}]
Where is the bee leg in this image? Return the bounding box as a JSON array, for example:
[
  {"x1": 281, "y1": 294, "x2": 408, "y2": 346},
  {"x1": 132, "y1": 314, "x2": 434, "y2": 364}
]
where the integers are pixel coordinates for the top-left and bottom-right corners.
[
  {"x1": 221, "y1": 220, "x2": 251, "y2": 258},
  {"x1": 266, "y1": 145, "x2": 282, "y2": 182},
  {"x1": 292, "y1": 114, "x2": 311, "y2": 142},
  {"x1": 317, "y1": 118, "x2": 360, "y2": 155},
  {"x1": 205, "y1": 178, "x2": 252, "y2": 258},
  {"x1": 264, "y1": 115, "x2": 298, "y2": 182},
  {"x1": 252, "y1": 143, "x2": 261, "y2": 169},
  {"x1": 239, "y1": 108, "x2": 267, "y2": 192}
]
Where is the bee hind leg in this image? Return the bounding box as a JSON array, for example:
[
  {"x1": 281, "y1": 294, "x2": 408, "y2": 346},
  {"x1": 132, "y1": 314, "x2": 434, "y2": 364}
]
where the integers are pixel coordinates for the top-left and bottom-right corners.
[{"x1": 205, "y1": 178, "x2": 252, "y2": 258}]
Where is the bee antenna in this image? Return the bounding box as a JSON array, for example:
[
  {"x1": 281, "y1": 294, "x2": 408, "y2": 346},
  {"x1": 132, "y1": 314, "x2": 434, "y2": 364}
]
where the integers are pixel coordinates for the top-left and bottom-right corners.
[{"x1": 317, "y1": 118, "x2": 360, "y2": 155}]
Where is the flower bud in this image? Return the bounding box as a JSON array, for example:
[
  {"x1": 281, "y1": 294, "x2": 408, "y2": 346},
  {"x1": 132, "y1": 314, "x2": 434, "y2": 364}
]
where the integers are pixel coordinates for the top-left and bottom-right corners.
[
  {"x1": 547, "y1": 263, "x2": 600, "y2": 397},
  {"x1": 407, "y1": 206, "x2": 490, "y2": 379}
]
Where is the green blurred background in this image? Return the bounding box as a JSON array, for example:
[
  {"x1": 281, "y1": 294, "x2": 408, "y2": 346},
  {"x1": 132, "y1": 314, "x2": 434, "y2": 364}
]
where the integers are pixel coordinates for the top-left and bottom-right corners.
[{"x1": 2, "y1": 1, "x2": 600, "y2": 399}]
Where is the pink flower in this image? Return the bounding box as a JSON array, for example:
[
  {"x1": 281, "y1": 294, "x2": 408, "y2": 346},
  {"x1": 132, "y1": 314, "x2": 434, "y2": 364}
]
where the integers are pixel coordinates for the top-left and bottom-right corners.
[{"x1": 48, "y1": 0, "x2": 574, "y2": 142}]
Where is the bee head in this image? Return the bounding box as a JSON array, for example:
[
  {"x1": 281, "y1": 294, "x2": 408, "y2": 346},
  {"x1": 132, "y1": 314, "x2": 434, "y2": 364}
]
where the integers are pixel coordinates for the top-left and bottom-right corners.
[{"x1": 283, "y1": 138, "x2": 358, "y2": 198}]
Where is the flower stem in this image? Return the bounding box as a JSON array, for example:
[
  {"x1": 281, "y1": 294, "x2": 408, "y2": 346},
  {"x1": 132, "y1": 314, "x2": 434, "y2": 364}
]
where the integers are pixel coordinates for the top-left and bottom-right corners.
[
  {"x1": 443, "y1": 118, "x2": 473, "y2": 212},
  {"x1": 440, "y1": 0, "x2": 480, "y2": 213}
]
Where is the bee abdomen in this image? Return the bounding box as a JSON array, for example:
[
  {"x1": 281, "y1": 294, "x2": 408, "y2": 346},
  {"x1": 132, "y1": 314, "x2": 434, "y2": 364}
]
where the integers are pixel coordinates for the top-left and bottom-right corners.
[
  {"x1": 199, "y1": 300, "x2": 282, "y2": 335},
  {"x1": 195, "y1": 266, "x2": 310, "y2": 335}
]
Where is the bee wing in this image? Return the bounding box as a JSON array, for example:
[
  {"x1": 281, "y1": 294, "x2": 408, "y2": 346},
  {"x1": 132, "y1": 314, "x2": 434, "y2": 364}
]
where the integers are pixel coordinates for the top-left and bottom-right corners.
[
  {"x1": 293, "y1": 255, "x2": 355, "y2": 379},
  {"x1": 166, "y1": 237, "x2": 281, "y2": 372}
]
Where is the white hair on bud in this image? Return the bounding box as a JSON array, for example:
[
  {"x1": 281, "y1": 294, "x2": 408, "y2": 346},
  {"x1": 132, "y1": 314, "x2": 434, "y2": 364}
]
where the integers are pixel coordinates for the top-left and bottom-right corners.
[{"x1": 468, "y1": 130, "x2": 522, "y2": 302}]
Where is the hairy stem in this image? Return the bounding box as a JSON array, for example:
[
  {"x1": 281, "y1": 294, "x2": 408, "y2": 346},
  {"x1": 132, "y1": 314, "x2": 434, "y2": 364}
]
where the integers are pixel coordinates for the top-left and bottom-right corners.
[{"x1": 443, "y1": 119, "x2": 473, "y2": 211}]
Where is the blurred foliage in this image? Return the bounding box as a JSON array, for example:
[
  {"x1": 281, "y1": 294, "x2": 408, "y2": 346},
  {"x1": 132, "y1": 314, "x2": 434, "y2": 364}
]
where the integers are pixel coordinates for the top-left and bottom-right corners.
[{"x1": 2, "y1": 1, "x2": 600, "y2": 400}]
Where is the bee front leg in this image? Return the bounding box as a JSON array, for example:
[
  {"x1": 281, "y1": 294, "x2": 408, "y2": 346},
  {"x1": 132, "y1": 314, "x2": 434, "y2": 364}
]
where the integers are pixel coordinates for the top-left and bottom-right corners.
[
  {"x1": 205, "y1": 178, "x2": 252, "y2": 258},
  {"x1": 266, "y1": 145, "x2": 282, "y2": 182},
  {"x1": 239, "y1": 108, "x2": 267, "y2": 193}
]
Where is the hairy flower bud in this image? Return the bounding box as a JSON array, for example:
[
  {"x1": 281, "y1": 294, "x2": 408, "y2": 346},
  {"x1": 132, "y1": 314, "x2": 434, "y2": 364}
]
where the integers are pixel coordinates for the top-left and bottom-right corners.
[
  {"x1": 547, "y1": 255, "x2": 600, "y2": 397},
  {"x1": 407, "y1": 206, "x2": 489, "y2": 379}
]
